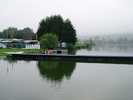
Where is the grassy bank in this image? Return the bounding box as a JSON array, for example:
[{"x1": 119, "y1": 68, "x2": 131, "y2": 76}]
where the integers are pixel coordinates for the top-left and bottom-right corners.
[{"x1": 0, "y1": 48, "x2": 42, "y2": 56}]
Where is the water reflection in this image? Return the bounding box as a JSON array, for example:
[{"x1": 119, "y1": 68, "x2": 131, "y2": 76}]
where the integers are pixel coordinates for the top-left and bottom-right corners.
[
  {"x1": 37, "y1": 61, "x2": 76, "y2": 83},
  {"x1": 5, "y1": 58, "x2": 18, "y2": 64}
]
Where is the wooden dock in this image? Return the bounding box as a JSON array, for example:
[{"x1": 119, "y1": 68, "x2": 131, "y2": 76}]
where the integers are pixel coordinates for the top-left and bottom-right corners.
[{"x1": 8, "y1": 54, "x2": 133, "y2": 64}]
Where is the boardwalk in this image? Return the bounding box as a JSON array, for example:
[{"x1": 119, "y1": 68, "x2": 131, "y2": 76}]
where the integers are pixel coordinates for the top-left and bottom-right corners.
[{"x1": 8, "y1": 54, "x2": 133, "y2": 64}]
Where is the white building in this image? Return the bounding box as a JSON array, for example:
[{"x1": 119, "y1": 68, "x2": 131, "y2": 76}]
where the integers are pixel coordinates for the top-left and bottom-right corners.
[
  {"x1": 24, "y1": 40, "x2": 40, "y2": 49},
  {"x1": 0, "y1": 43, "x2": 6, "y2": 48},
  {"x1": 0, "y1": 39, "x2": 40, "y2": 49}
]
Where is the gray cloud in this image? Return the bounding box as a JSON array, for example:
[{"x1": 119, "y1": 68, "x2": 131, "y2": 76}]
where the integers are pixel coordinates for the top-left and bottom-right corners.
[{"x1": 0, "y1": 0, "x2": 133, "y2": 36}]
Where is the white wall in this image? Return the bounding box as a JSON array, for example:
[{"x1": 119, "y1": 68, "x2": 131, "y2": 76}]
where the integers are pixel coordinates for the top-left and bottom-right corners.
[
  {"x1": 25, "y1": 44, "x2": 40, "y2": 49},
  {"x1": 0, "y1": 43, "x2": 6, "y2": 48}
]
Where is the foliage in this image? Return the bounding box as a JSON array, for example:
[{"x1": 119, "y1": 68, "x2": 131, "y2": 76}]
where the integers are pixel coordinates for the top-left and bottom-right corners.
[
  {"x1": 40, "y1": 33, "x2": 58, "y2": 49},
  {"x1": 61, "y1": 19, "x2": 77, "y2": 44},
  {"x1": 3, "y1": 27, "x2": 18, "y2": 38},
  {"x1": 17, "y1": 27, "x2": 35, "y2": 40},
  {"x1": 67, "y1": 43, "x2": 76, "y2": 54},
  {"x1": 0, "y1": 27, "x2": 35, "y2": 40},
  {"x1": 75, "y1": 39, "x2": 95, "y2": 49},
  {"x1": 37, "y1": 15, "x2": 77, "y2": 45}
]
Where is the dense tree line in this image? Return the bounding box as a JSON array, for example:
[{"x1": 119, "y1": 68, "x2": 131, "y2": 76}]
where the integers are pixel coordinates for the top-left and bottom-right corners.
[
  {"x1": 0, "y1": 27, "x2": 36, "y2": 40},
  {"x1": 37, "y1": 15, "x2": 77, "y2": 45}
]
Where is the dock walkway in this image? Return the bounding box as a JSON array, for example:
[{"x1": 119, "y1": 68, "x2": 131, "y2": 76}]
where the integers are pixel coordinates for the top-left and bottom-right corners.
[{"x1": 8, "y1": 54, "x2": 133, "y2": 64}]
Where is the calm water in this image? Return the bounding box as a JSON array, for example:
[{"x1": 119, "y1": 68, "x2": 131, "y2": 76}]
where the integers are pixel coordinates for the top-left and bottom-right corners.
[{"x1": 1, "y1": 46, "x2": 133, "y2": 100}]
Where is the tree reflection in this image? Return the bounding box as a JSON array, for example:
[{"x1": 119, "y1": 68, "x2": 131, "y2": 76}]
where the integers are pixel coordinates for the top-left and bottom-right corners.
[
  {"x1": 5, "y1": 57, "x2": 18, "y2": 64},
  {"x1": 37, "y1": 61, "x2": 76, "y2": 83}
]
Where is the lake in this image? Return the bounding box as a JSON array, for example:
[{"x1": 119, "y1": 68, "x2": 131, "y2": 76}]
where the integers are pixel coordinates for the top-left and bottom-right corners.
[{"x1": 1, "y1": 44, "x2": 133, "y2": 100}]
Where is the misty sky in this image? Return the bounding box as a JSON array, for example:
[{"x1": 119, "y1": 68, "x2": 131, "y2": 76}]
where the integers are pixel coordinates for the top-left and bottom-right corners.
[{"x1": 0, "y1": 0, "x2": 133, "y2": 36}]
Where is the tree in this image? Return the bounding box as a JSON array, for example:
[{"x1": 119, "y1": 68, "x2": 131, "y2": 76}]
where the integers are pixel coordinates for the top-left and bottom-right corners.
[
  {"x1": 17, "y1": 27, "x2": 35, "y2": 40},
  {"x1": 37, "y1": 15, "x2": 77, "y2": 45},
  {"x1": 61, "y1": 19, "x2": 77, "y2": 44},
  {"x1": 0, "y1": 32, "x2": 4, "y2": 38},
  {"x1": 0, "y1": 27, "x2": 35, "y2": 40},
  {"x1": 3, "y1": 27, "x2": 18, "y2": 38},
  {"x1": 40, "y1": 33, "x2": 58, "y2": 49}
]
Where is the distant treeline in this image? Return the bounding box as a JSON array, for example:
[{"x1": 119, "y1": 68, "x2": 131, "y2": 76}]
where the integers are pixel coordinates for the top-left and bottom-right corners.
[{"x1": 0, "y1": 27, "x2": 36, "y2": 40}]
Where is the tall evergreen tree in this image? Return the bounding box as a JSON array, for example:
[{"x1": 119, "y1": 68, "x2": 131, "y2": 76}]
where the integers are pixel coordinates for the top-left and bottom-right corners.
[
  {"x1": 37, "y1": 15, "x2": 77, "y2": 45},
  {"x1": 61, "y1": 19, "x2": 77, "y2": 44}
]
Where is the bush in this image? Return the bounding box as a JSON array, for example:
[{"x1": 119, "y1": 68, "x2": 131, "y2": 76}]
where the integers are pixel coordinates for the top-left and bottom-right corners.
[{"x1": 40, "y1": 33, "x2": 58, "y2": 49}]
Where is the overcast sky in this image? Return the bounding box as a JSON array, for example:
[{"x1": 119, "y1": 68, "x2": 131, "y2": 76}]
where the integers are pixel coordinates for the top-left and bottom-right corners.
[{"x1": 0, "y1": 0, "x2": 133, "y2": 36}]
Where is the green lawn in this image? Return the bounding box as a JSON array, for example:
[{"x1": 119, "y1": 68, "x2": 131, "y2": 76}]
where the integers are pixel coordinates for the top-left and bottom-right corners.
[{"x1": 0, "y1": 48, "x2": 42, "y2": 56}]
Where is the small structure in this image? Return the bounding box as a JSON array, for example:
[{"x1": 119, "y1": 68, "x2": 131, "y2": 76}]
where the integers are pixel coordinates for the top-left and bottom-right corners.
[
  {"x1": 42, "y1": 42, "x2": 68, "y2": 54},
  {"x1": 0, "y1": 39, "x2": 25, "y2": 48},
  {"x1": 43, "y1": 49, "x2": 68, "y2": 54},
  {"x1": 8, "y1": 39, "x2": 25, "y2": 48},
  {"x1": 24, "y1": 40, "x2": 40, "y2": 49},
  {"x1": 0, "y1": 39, "x2": 40, "y2": 49},
  {"x1": 58, "y1": 42, "x2": 67, "y2": 48},
  {"x1": 0, "y1": 43, "x2": 6, "y2": 48}
]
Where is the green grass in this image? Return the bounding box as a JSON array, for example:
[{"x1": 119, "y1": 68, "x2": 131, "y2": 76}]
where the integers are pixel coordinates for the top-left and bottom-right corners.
[{"x1": 0, "y1": 48, "x2": 42, "y2": 56}]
